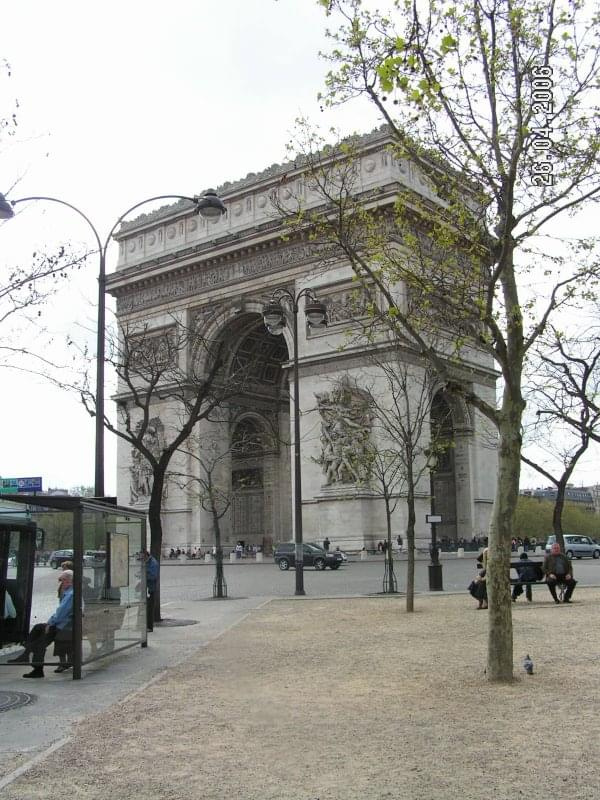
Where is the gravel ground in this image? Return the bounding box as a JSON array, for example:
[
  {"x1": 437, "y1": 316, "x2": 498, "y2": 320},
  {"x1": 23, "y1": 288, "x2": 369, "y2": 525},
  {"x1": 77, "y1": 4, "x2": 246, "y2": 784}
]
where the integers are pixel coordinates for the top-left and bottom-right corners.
[{"x1": 4, "y1": 590, "x2": 600, "y2": 800}]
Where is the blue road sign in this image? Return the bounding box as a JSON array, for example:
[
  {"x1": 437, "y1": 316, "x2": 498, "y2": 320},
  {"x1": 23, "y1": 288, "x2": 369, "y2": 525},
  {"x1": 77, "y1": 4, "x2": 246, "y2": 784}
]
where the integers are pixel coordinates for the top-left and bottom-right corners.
[{"x1": 0, "y1": 476, "x2": 43, "y2": 493}]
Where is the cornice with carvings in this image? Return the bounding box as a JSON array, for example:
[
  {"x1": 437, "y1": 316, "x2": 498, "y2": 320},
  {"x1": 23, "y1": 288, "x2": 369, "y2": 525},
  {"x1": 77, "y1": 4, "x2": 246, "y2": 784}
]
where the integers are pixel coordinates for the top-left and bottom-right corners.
[{"x1": 112, "y1": 236, "x2": 327, "y2": 315}]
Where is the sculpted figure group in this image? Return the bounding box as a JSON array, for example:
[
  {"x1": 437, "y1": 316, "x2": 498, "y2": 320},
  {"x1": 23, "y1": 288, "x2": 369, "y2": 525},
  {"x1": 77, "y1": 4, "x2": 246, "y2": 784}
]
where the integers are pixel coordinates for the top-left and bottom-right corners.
[{"x1": 317, "y1": 382, "x2": 372, "y2": 486}]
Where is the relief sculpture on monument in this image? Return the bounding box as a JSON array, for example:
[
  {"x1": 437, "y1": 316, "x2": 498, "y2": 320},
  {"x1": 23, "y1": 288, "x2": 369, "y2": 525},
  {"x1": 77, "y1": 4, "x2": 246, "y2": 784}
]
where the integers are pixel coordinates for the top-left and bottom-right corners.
[
  {"x1": 316, "y1": 379, "x2": 373, "y2": 486},
  {"x1": 129, "y1": 417, "x2": 166, "y2": 504}
]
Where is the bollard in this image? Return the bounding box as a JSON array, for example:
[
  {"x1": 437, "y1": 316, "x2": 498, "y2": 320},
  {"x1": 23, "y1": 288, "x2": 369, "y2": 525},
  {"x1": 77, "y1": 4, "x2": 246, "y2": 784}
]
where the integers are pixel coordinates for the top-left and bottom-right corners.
[
  {"x1": 517, "y1": 546, "x2": 524, "y2": 555},
  {"x1": 229, "y1": 552, "x2": 236, "y2": 562},
  {"x1": 360, "y1": 550, "x2": 368, "y2": 560},
  {"x1": 256, "y1": 552, "x2": 263, "y2": 563},
  {"x1": 535, "y1": 545, "x2": 544, "y2": 555},
  {"x1": 205, "y1": 553, "x2": 211, "y2": 562},
  {"x1": 457, "y1": 547, "x2": 465, "y2": 558}
]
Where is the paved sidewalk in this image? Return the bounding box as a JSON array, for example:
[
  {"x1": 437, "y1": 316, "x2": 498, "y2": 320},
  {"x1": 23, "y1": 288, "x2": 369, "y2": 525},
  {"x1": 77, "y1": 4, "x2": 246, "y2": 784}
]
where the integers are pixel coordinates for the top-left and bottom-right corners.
[
  {"x1": 3, "y1": 590, "x2": 600, "y2": 799},
  {"x1": 0, "y1": 595, "x2": 268, "y2": 780}
]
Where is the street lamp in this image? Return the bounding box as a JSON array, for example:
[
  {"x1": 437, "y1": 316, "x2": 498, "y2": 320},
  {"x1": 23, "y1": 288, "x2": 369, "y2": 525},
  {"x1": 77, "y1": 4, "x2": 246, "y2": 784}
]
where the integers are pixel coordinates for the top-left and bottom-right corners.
[
  {"x1": 0, "y1": 190, "x2": 226, "y2": 497},
  {"x1": 425, "y1": 449, "x2": 444, "y2": 591},
  {"x1": 262, "y1": 288, "x2": 327, "y2": 596}
]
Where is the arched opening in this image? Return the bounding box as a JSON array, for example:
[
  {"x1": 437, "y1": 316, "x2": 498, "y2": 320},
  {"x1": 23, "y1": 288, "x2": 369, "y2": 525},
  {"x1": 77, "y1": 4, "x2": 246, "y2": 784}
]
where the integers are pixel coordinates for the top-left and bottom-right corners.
[
  {"x1": 230, "y1": 417, "x2": 266, "y2": 549},
  {"x1": 431, "y1": 392, "x2": 458, "y2": 543},
  {"x1": 212, "y1": 314, "x2": 290, "y2": 553}
]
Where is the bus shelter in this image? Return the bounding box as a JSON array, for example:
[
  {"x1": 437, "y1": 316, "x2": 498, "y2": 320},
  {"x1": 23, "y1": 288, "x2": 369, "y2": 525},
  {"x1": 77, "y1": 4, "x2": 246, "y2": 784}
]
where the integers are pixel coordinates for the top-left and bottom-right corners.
[{"x1": 0, "y1": 495, "x2": 147, "y2": 679}]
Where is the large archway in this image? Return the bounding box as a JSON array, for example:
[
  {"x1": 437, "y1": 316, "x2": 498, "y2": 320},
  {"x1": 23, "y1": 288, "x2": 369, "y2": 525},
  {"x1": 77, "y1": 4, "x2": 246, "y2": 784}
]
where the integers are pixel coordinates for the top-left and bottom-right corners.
[{"x1": 216, "y1": 313, "x2": 290, "y2": 553}]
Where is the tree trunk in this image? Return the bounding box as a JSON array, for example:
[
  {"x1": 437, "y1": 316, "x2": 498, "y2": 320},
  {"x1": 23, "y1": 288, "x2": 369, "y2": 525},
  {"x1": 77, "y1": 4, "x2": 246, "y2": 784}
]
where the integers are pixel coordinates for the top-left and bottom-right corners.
[
  {"x1": 552, "y1": 477, "x2": 568, "y2": 551},
  {"x1": 405, "y1": 481, "x2": 416, "y2": 613},
  {"x1": 384, "y1": 496, "x2": 396, "y2": 593},
  {"x1": 148, "y1": 470, "x2": 165, "y2": 622},
  {"x1": 486, "y1": 408, "x2": 522, "y2": 681}
]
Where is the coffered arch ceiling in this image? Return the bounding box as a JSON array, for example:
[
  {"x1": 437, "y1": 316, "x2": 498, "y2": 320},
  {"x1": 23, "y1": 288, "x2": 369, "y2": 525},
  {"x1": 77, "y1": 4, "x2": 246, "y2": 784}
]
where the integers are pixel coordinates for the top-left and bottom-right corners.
[{"x1": 216, "y1": 312, "x2": 289, "y2": 401}]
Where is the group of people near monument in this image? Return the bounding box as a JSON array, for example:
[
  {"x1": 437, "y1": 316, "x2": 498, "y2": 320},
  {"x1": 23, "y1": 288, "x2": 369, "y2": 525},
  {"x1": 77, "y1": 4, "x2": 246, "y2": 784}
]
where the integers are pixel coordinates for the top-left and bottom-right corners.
[{"x1": 469, "y1": 541, "x2": 577, "y2": 609}]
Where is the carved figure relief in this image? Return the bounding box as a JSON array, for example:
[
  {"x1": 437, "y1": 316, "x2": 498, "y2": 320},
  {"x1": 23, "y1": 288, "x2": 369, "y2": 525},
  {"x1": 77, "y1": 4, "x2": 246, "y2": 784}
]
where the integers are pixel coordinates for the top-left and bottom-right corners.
[
  {"x1": 311, "y1": 284, "x2": 374, "y2": 333},
  {"x1": 316, "y1": 380, "x2": 373, "y2": 486},
  {"x1": 129, "y1": 418, "x2": 165, "y2": 504}
]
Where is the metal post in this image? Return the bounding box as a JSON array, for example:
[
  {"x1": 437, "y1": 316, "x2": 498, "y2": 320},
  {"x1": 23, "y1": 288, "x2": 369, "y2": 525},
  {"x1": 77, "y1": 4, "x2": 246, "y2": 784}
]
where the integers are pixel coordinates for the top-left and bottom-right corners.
[
  {"x1": 140, "y1": 517, "x2": 148, "y2": 648},
  {"x1": 292, "y1": 302, "x2": 305, "y2": 596},
  {"x1": 72, "y1": 508, "x2": 83, "y2": 679},
  {"x1": 95, "y1": 251, "x2": 106, "y2": 498},
  {"x1": 263, "y1": 288, "x2": 326, "y2": 597}
]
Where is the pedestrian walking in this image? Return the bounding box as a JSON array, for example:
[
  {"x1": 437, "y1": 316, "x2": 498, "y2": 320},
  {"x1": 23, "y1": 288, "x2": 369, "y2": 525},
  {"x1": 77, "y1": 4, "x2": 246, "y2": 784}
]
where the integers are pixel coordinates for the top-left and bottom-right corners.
[{"x1": 142, "y1": 551, "x2": 159, "y2": 631}]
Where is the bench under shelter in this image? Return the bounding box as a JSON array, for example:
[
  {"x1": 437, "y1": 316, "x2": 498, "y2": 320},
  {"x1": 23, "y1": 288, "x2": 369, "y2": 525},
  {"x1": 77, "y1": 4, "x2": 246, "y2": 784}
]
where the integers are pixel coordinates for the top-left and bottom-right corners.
[{"x1": 0, "y1": 494, "x2": 147, "y2": 679}]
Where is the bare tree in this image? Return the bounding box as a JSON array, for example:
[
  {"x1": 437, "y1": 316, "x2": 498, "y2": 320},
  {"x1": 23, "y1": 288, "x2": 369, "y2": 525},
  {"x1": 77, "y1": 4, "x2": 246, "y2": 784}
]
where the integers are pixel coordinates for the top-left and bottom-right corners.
[
  {"x1": 364, "y1": 442, "x2": 404, "y2": 594},
  {"x1": 286, "y1": 0, "x2": 600, "y2": 680},
  {"x1": 522, "y1": 325, "x2": 600, "y2": 545},
  {"x1": 359, "y1": 353, "x2": 449, "y2": 611},
  {"x1": 173, "y1": 423, "x2": 271, "y2": 598},
  {"x1": 173, "y1": 437, "x2": 232, "y2": 598},
  {"x1": 80, "y1": 317, "x2": 254, "y2": 620}
]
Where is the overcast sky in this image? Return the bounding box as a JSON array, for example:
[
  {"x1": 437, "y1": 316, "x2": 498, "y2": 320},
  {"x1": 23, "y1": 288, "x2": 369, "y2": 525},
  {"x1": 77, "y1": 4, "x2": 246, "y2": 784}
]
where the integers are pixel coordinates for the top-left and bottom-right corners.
[
  {"x1": 0, "y1": 0, "x2": 370, "y2": 495},
  {"x1": 0, "y1": 0, "x2": 597, "y2": 495}
]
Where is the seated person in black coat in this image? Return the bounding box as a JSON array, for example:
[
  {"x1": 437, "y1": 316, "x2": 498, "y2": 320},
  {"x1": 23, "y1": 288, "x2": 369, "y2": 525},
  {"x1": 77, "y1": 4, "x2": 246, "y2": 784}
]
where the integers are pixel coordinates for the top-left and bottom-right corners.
[{"x1": 512, "y1": 552, "x2": 543, "y2": 602}]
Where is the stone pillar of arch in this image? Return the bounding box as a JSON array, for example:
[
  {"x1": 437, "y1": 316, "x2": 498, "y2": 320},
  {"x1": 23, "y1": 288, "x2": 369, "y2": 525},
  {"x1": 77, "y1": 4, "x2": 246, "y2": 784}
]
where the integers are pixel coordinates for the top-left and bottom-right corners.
[{"x1": 453, "y1": 427, "x2": 475, "y2": 539}]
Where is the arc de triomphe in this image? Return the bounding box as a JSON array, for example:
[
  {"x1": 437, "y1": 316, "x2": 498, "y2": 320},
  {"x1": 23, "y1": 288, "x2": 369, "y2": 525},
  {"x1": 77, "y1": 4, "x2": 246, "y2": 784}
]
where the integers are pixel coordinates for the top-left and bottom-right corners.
[{"x1": 107, "y1": 128, "x2": 497, "y2": 555}]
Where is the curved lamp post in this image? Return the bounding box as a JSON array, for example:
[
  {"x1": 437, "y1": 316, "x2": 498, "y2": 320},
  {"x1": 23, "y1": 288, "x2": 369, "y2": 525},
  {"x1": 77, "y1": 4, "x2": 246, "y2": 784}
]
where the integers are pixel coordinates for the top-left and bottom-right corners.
[
  {"x1": 0, "y1": 190, "x2": 226, "y2": 498},
  {"x1": 263, "y1": 288, "x2": 327, "y2": 596}
]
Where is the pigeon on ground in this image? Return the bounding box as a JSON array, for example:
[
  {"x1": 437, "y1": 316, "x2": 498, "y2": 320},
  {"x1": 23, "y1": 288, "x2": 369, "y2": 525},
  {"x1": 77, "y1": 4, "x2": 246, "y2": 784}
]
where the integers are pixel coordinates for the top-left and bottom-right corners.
[{"x1": 523, "y1": 654, "x2": 534, "y2": 675}]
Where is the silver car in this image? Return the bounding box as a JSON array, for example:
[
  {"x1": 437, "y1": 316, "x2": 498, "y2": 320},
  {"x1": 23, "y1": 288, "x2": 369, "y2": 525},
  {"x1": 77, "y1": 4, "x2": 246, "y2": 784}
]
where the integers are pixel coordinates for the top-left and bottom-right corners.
[{"x1": 545, "y1": 534, "x2": 600, "y2": 559}]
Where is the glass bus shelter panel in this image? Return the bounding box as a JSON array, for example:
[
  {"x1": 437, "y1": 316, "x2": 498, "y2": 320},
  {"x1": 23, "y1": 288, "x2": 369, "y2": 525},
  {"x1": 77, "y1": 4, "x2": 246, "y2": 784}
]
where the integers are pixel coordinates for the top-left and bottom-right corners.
[
  {"x1": 80, "y1": 511, "x2": 145, "y2": 664},
  {"x1": 28, "y1": 509, "x2": 75, "y2": 567},
  {"x1": 0, "y1": 524, "x2": 36, "y2": 655}
]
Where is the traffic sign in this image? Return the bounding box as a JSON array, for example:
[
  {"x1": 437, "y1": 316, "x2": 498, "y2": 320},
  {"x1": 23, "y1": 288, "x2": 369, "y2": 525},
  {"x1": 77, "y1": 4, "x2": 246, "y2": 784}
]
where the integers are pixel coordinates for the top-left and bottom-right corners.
[{"x1": 0, "y1": 476, "x2": 43, "y2": 494}]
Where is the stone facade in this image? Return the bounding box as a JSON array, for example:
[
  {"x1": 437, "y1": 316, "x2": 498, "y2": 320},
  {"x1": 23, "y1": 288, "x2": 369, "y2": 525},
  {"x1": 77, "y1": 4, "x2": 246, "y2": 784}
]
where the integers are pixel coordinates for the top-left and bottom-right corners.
[{"x1": 107, "y1": 128, "x2": 497, "y2": 555}]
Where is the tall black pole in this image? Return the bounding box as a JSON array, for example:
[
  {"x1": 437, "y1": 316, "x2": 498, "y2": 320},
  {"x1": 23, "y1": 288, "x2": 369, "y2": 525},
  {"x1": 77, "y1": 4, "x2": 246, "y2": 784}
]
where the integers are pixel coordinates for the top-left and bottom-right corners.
[
  {"x1": 95, "y1": 250, "x2": 106, "y2": 498},
  {"x1": 263, "y1": 287, "x2": 326, "y2": 597},
  {"x1": 292, "y1": 301, "x2": 305, "y2": 596}
]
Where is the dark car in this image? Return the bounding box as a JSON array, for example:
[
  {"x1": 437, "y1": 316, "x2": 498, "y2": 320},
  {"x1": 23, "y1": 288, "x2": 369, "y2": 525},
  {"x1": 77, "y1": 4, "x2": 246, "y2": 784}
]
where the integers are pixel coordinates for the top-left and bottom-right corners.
[
  {"x1": 274, "y1": 542, "x2": 343, "y2": 571},
  {"x1": 49, "y1": 549, "x2": 74, "y2": 569}
]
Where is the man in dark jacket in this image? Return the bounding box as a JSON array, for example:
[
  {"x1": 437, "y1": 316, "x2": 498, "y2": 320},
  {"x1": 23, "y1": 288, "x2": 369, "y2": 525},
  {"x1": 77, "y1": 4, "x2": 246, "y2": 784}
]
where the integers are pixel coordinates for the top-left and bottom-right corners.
[
  {"x1": 142, "y1": 551, "x2": 159, "y2": 631},
  {"x1": 543, "y1": 542, "x2": 577, "y2": 604},
  {"x1": 512, "y1": 552, "x2": 543, "y2": 602}
]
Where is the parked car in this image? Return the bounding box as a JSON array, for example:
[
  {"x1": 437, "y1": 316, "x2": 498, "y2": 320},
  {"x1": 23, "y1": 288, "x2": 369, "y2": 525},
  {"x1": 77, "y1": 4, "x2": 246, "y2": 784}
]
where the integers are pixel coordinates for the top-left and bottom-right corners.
[
  {"x1": 84, "y1": 550, "x2": 106, "y2": 566},
  {"x1": 333, "y1": 547, "x2": 348, "y2": 562},
  {"x1": 49, "y1": 549, "x2": 74, "y2": 569},
  {"x1": 274, "y1": 542, "x2": 344, "y2": 570},
  {"x1": 545, "y1": 535, "x2": 600, "y2": 559}
]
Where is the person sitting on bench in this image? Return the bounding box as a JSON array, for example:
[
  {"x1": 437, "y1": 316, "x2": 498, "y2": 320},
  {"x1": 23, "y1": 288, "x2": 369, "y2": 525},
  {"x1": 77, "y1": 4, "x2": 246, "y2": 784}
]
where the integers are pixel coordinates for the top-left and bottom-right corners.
[
  {"x1": 8, "y1": 570, "x2": 74, "y2": 677},
  {"x1": 512, "y1": 552, "x2": 543, "y2": 602},
  {"x1": 543, "y1": 543, "x2": 577, "y2": 604}
]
